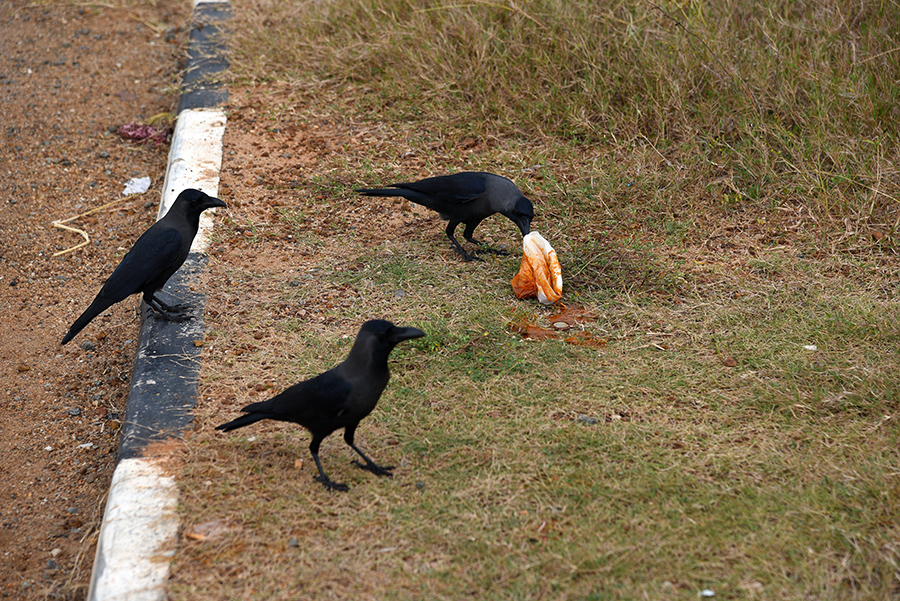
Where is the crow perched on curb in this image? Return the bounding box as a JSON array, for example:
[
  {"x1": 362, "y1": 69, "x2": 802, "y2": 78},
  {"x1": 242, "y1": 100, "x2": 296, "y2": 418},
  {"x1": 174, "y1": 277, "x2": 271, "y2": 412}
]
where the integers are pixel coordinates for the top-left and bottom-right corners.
[
  {"x1": 215, "y1": 320, "x2": 425, "y2": 492},
  {"x1": 357, "y1": 171, "x2": 533, "y2": 261},
  {"x1": 61, "y1": 188, "x2": 226, "y2": 345}
]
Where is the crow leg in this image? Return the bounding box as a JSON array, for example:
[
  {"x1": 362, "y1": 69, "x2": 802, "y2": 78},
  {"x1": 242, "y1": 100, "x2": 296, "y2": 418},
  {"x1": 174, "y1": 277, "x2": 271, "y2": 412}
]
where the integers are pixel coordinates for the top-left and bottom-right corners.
[
  {"x1": 310, "y1": 436, "x2": 348, "y2": 492},
  {"x1": 312, "y1": 453, "x2": 349, "y2": 491},
  {"x1": 345, "y1": 426, "x2": 393, "y2": 477},
  {"x1": 446, "y1": 222, "x2": 480, "y2": 262},
  {"x1": 463, "y1": 222, "x2": 508, "y2": 256},
  {"x1": 144, "y1": 293, "x2": 192, "y2": 322}
]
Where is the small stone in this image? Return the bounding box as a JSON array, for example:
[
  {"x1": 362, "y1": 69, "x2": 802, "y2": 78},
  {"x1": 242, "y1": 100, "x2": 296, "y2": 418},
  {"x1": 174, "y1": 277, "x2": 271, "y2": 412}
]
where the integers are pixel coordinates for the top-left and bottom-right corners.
[
  {"x1": 415, "y1": 481, "x2": 425, "y2": 490},
  {"x1": 80, "y1": 341, "x2": 95, "y2": 351},
  {"x1": 17, "y1": 364, "x2": 30, "y2": 373},
  {"x1": 47, "y1": 560, "x2": 58, "y2": 570},
  {"x1": 49, "y1": 548, "x2": 62, "y2": 557},
  {"x1": 288, "y1": 537, "x2": 300, "y2": 547},
  {"x1": 68, "y1": 407, "x2": 82, "y2": 416},
  {"x1": 577, "y1": 414, "x2": 599, "y2": 425},
  {"x1": 552, "y1": 321, "x2": 570, "y2": 330}
]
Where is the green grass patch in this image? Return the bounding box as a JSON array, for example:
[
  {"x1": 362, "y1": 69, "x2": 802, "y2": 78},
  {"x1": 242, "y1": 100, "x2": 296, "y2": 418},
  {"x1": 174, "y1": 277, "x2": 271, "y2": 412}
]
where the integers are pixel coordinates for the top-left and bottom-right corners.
[{"x1": 170, "y1": 1, "x2": 900, "y2": 599}]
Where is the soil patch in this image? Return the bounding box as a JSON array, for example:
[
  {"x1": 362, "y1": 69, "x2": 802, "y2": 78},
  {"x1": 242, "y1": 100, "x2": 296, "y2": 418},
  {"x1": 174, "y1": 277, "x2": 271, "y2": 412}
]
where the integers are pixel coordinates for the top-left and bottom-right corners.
[{"x1": 0, "y1": 1, "x2": 187, "y2": 598}]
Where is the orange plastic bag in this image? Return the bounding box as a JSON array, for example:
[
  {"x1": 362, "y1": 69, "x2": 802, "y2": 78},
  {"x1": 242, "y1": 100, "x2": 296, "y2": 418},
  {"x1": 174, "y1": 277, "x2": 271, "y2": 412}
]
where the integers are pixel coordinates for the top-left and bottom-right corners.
[{"x1": 511, "y1": 232, "x2": 563, "y2": 304}]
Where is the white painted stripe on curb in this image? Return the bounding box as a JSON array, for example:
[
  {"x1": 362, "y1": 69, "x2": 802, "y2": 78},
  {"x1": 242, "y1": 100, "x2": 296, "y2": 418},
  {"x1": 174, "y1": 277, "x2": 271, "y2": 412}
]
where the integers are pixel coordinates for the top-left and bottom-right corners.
[
  {"x1": 87, "y1": 458, "x2": 179, "y2": 601},
  {"x1": 159, "y1": 107, "x2": 227, "y2": 251}
]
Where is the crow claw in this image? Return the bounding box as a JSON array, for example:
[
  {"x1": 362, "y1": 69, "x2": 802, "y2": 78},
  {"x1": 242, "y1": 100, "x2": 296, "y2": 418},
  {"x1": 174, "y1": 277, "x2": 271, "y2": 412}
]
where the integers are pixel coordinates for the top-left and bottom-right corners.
[
  {"x1": 315, "y1": 475, "x2": 349, "y2": 492},
  {"x1": 150, "y1": 309, "x2": 193, "y2": 323},
  {"x1": 353, "y1": 460, "x2": 394, "y2": 477},
  {"x1": 456, "y1": 250, "x2": 482, "y2": 262}
]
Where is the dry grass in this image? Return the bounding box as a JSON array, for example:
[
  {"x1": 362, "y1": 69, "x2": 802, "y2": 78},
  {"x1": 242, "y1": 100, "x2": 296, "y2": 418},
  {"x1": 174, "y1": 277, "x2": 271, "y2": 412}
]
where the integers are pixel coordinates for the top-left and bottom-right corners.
[
  {"x1": 229, "y1": 0, "x2": 900, "y2": 247},
  {"x1": 168, "y1": 1, "x2": 899, "y2": 599}
]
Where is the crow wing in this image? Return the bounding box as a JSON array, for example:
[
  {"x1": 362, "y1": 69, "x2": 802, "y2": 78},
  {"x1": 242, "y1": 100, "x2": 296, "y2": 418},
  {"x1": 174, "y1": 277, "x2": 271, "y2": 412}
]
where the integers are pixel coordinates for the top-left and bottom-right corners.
[
  {"x1": 98, "y1": 226, "x2": 184, "y2": 302},
  {"x1": 240, "y1": 370, "x2": 354, "y2": 425},
  {"x1": 393, "y1": 172, "x2": 487, "y2": 204}
]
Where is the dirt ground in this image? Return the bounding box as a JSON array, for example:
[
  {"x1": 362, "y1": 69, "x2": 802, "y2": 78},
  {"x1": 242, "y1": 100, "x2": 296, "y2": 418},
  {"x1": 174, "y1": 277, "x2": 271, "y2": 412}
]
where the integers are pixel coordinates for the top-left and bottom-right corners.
[{"x1": 0, "y1": 1, "x2": 188, "y2": 598}]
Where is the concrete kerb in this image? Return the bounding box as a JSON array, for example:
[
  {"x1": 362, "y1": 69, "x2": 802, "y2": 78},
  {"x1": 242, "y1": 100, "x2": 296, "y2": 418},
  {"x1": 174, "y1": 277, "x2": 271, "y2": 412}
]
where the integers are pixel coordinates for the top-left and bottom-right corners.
[{"x1": 86, "y1": 2, "x2": 231, "y2": 600}]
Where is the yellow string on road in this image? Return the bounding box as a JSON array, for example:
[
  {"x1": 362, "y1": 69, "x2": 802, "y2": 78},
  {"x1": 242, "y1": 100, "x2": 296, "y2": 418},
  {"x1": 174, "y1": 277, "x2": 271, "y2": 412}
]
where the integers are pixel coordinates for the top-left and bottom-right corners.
[{"x1": 51, "y1": 196, "x2": 135, "y2": 257}]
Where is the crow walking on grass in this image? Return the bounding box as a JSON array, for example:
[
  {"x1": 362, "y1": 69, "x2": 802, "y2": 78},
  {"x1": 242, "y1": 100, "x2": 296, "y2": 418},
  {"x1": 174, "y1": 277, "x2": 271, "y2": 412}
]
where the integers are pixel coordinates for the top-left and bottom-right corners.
[
  {"x1": 357, "y1": 171, "x2": 533, "y2": 261},
  {"x1": 61, "y1": 188, "x2": 226, "y2": 345},
  {"x1": 215, "y1": 320, "x2": 425, "y2": 492}
]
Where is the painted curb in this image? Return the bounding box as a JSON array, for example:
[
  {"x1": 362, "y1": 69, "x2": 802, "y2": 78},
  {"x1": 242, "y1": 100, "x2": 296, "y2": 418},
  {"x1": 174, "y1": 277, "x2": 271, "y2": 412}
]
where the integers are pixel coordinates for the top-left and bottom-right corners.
[
  {"x1": 85, "y1": 461, "x2": 179, "y2": 601},
  {"x1": 86, "y1": 2, "x2": 231, "y2": 599}
]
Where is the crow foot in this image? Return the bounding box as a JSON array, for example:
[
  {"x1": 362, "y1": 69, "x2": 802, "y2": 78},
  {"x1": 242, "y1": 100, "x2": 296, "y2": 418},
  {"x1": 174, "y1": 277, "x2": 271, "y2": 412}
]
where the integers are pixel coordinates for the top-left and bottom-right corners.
[
  {"x1": 148, "y1": 308, "x2": 193, "y2": 323},
  {"x1": 452, "y1": 246, "x2": 482, "y2": 262},
  {"x1": 159, "y1": 301, "x2": 190, "y2": 312},
  {"x1": 315, "y1": 475, "x2": 349, "y2": 492},
  {"x1": 353, "y1": 460, "x2": 394, "y2": 477}
]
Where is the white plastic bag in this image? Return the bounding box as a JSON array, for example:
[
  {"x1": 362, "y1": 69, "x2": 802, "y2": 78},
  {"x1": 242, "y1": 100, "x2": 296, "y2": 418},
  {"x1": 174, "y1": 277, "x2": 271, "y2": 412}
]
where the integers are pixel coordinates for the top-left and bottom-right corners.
[{"x1": 511, "y1": 231, "x2": 563, "y2": 304}]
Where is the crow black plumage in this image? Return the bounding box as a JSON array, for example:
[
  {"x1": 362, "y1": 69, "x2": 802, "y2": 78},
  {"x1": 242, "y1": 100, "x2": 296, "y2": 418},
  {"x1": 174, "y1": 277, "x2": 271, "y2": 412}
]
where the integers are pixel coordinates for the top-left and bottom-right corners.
[
  {"x1": 357, "y1": 171, "x2": 533, "y2": 261},
  {"x1": 61, "y1": 188, "x2": 226, "y2": 345},
  {"x1": 215, "y1": 320, "x2": 425, "y2": 491}
]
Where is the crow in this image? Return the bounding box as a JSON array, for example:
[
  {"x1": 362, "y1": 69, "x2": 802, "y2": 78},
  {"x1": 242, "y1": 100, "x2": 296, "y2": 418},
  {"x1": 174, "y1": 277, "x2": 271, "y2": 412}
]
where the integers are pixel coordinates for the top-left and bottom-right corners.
[
  {"x1": 215, "y1": 320, "x2": 425, "y2": 491},
  {"x1": 357, "y1": 171, "x2": 533, "y2": 261},
  {"x1": 61, "y1": 188, "x2": 226, "y2": 345}
]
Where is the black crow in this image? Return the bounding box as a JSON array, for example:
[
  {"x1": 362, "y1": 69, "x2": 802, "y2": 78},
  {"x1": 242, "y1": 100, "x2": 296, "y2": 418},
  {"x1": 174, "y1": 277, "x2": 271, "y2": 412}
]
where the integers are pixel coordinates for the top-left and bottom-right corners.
[
  {"x1": 61, "y1": 188, "x2": 226, "y2": 345},
  {"x1": 357, "y1": 171, "x2": 533, "y2": 261},
  {"x1": 215, "y1": 320, "x2": 425, "y2": 492}
]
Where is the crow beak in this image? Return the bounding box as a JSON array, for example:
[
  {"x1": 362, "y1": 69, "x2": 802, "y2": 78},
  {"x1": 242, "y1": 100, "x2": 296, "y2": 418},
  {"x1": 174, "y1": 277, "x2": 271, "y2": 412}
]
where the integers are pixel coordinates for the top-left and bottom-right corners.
[
  {"x1": 204, "y1": 196, "x2": 227, "y2": 210},
  {"x1": 392, "y1": 326, "x2": 425, "y2": 342},
  {"x1": 516, "y1": 215, "x2": 532, "y2": 236}
]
